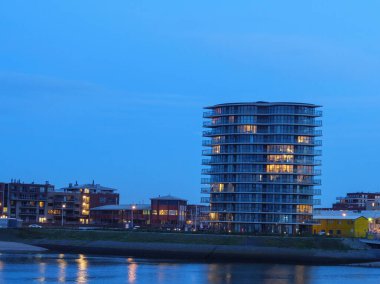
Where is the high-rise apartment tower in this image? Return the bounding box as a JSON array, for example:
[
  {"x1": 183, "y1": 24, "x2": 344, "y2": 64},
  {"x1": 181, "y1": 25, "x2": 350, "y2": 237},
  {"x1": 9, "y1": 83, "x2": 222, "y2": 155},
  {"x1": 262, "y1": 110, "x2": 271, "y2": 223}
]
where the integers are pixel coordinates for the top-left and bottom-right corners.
[{"x1": 201, "y1": 102, "x2": 322, "y2": 234}]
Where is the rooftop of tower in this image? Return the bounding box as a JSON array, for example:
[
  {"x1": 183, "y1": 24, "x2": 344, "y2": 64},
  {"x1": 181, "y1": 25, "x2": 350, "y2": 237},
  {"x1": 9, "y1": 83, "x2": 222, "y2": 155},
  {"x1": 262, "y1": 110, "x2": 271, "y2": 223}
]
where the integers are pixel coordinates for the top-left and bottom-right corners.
[{"x1": 204, "y1": 102, "x2": 322, "y2": 109}]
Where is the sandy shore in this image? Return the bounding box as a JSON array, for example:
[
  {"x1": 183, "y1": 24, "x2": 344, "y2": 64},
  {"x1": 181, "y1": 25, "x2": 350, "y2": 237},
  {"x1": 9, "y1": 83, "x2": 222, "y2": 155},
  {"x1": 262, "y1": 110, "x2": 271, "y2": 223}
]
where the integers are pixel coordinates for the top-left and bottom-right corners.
[{"x1": 0, "y1": 241, "x2": 47, "y2": 253}]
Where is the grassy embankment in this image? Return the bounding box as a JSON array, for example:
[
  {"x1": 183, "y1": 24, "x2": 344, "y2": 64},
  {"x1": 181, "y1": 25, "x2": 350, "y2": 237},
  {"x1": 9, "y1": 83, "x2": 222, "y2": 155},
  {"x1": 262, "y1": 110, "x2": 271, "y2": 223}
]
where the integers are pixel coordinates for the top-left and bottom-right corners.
[{"x1": 0, "y1": 228, "x2": 352, "y2": 250}]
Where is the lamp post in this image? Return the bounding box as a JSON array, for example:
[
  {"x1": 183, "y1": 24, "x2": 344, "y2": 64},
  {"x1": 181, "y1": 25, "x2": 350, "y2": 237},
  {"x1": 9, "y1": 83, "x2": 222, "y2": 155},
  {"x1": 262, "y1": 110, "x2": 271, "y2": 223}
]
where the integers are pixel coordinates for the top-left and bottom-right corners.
[
  {"x1": 61, "y1": 204, "x2": 66, "y2": 227},
  {"x1": 131, "y1": 205, "x2": 136, "y2": 229}
]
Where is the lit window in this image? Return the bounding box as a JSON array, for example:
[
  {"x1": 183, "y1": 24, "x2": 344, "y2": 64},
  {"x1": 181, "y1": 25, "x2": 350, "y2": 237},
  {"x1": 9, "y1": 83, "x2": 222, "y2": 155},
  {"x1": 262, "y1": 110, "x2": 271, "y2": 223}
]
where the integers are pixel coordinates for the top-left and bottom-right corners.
[
  {"x1": 212, "y1": 145, "x2": 220, "y2": 154},
  {"x1": 169, "y1": 210, "x2": 178, "y2": 215},
  {"x1": 297, "y1": 136, "x2": 311, "y2": 144},
  {"x1": 159, "y1": 210, "x2": 168, "y2": 215}
]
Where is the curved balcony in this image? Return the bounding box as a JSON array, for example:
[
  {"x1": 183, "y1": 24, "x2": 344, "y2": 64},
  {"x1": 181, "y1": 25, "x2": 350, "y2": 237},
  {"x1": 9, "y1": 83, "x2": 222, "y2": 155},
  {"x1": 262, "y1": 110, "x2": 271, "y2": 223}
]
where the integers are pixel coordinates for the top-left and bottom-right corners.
[
  {"x1": 202, "y1": 139, "x2": 322, "y2": 147},
  {"x1": 203, "y1": 110, "x2": 323, "y2": 118},
  {"x1": 201, "y1": 169, "x2": 322, "y2": 175},
  {"x1": 202, "y1": 149, "x2": 322, "y2": 156},
  {"x1": 202, "y1": 158, "x2": 322, "y2": 166},
  {"x1": 203, "y1": 130, "x2": 322, "y2": 137},
  {"x1": 201, "y1": 187, "x2": 321, "y2": 195},
  {"x1": 202, "y1": 178, "x2": 322, "y2": 185},
  {"x1": 203, "y1": 120, "x2": 322, "y2": 128}
]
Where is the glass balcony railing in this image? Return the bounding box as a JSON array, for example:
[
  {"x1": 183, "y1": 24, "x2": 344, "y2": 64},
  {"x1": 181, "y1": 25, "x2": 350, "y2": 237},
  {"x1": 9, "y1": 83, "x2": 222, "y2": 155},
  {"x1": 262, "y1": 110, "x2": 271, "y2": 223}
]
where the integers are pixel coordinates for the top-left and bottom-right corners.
[
  {"x1": 202, "y1": 149, "x2": 322, "y2": 156},
  {"x1": 203, "y1": 120, "x2": 322, "y2": 128},
  {"x1": 203, "y1": 109, "x2": 323, "y2": 118},
  {"x1": 202, "y1": 168, "x2": 321, "y2": 175},
  {"x1": 202, "y1": 158, "x2": 322, "y2": 165},
  {"x1": 203, "y1": 130, "x2": 322, "y2": 137},
  {"x1": 202, "y1": 177, "x2": 321, "y2": 185}
]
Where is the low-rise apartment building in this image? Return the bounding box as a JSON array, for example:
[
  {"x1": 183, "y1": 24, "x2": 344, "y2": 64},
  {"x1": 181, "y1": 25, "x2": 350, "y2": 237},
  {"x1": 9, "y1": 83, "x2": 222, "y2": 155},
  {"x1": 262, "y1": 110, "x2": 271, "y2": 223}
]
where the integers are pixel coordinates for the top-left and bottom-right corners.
[{"x1": 0, "y1": 180, "x2": 54, "y2": 223}]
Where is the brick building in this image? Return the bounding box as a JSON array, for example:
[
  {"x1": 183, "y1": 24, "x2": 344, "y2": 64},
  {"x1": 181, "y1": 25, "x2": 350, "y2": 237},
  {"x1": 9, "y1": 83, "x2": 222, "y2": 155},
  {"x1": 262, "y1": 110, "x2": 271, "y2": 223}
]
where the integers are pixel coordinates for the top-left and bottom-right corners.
[
  {"x1": 150, "y1": 195, "x2": 187, "y2": 229},
  {"x1": 47, "y1": 181, "x2": 119, "y2": 225}
]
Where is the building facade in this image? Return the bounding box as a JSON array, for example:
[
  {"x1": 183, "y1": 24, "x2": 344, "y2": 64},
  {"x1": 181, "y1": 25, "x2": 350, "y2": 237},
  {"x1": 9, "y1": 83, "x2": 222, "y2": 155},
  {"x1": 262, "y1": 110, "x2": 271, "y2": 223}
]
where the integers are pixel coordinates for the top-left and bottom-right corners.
[
  {"x1": 202, "y1": 102, "x2": 322, "y2": 234},
  {"x1": 90, "y1": 204, "x2": 151, "y2": 227},
  {"x1": 333, "y1": 192, "x2": 380, "y2": 211},
  {"x1": 46, "y1": 182, "x2": 119, "y2": 225},
  {"x1": 312, "y1": 214, "x2": 368, "y2": 238},
  {"x1": 0, "y1": 180, "x2": 54, "y2": 223},
  {"x1": 150, "y1": 195, "x2": 187, "y2": 229}
]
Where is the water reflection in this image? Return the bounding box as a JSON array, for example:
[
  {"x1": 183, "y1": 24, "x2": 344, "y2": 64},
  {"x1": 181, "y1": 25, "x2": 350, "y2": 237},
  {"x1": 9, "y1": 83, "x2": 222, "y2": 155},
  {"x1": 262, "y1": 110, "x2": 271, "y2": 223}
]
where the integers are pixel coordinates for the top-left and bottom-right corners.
[
  {"x1": 0, "y1": 253, "x2": 379, "y2": 284},
  {"x1": 37, "y1": 259, "x2": 46, "y2": 283},
  {"x1": 127, "y1": 257, "x2": 138, "y2": 283},
  {"x1": 76, "y1": 254, "x2": 88, "y2": 283},
  {"x1": 57, "y1": 253, "x2": 67, "y2": 283},
  {"x1": 207, "y1": 263, "x2": 310, "y2": 284}
]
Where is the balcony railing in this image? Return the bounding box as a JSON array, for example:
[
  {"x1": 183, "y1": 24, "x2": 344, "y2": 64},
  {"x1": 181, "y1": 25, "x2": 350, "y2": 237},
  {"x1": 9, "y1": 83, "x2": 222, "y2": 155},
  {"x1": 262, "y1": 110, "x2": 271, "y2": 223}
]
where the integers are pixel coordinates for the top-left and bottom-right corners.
[
  {"x1": 203, "y1": 120, "x2": 323, "y2": 128},
  {"x1": 209, "y1": 198, "x2": 314, "y2": 204},
  {"x1": 203, "y1": 130, "x2": 322, "y2": 137},
  {"x1": 202, "y1": 178, "x2": 321, "y2": 185},
  {"x1": 203, "y1": 110, "x2": 323, "y2": 118},
  {"x1": 202, "y1": 149, "x2": 322, "y2": 156},
  {"x1": 202, "y1": 159, "x2": 322, "y2": 166},
  {"x1": 201, "y1": 169, "x2": 321, "y2": 175}
]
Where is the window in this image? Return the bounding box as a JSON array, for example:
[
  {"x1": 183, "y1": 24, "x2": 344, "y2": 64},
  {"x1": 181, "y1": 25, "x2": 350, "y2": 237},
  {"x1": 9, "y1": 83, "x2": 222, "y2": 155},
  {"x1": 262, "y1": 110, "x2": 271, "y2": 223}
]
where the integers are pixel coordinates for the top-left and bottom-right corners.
[
  {"x1": 169, "y1": 210, "x2": 178, "y2": 215},
  {"x1": 337, "y1": 230, "x2": 341, "y2": 235},
  {"x1": 328, "y1": 230, "x2": 333, "y2": 235},
  {"x1": 159, "y1": 210, "x2": 168, "y2": 215}
]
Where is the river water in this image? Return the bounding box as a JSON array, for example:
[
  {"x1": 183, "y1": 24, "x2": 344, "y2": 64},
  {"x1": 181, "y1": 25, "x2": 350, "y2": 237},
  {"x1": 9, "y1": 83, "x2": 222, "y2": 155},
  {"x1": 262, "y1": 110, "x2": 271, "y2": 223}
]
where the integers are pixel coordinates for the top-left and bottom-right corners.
[{"x1": 0, "y1": 253, "x2": 379, "y2": 284}]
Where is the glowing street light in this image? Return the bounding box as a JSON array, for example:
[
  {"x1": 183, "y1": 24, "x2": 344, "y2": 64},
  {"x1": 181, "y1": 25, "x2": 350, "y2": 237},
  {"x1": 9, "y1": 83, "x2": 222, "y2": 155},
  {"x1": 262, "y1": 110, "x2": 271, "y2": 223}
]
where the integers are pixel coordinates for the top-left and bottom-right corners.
[
  {"x1": 131, "y1": 205, "x2": 136, "y2": 229},
  {"x1": 61, "y1": 204, "x2": 66, "y2": 227}
]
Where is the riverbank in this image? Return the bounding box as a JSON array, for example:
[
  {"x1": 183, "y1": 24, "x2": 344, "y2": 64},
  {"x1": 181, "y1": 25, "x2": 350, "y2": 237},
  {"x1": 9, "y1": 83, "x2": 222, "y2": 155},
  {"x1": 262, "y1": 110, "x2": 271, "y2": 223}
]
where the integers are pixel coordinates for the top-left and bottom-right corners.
[
  {"x1": 0, "y1": 241, "x2": 47, "y2": 253},
  {"x1": 1, "y1": 229, "x2": 379, "y2": 264}
]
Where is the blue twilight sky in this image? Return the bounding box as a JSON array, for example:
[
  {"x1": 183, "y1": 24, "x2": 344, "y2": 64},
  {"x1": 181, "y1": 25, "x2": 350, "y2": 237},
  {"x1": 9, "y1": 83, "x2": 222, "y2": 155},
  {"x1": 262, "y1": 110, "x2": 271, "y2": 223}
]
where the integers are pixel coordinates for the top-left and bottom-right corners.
[{"x1": 1, "y1": 1, "x2": 380, "y2": 206}]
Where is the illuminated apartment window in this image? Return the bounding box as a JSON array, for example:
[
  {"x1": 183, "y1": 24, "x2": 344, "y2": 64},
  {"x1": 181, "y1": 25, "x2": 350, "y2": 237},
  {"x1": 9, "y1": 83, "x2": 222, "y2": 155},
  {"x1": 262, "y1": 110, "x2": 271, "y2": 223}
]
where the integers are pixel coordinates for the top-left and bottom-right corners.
[
  {"x1": 296, "y1": 205, "x2": 312, "y2": 213},
  {"x1": 266, "y1": 164, "x2": 293, "y2": 173},
  {"x1": 212, "y1": 145, "x2": 221, "y2": 154},
  {"x1": 210, "y1": 213, "x2": 218, "y2": 221},
  {"x1": 159, "y1": 210, "x2": 168, "y2": 215},
  {"x1": 267, "y1": 155, "x2": 294, "y2": 162},
  {"x1": 297, "y1": 136, "x2": 311, "y2": 144},
  {"x1": 39, "y1": 201, "x2": 44, "y2": 208},
  {"x1": 238, "y1": 125, "x2": 257, "y2": 133},
  {"x1": 3, "y1": 207, "x2": 7, "y2": 213},
  {"x1": 267, "y1": 145, "x2": 294, "y2": 153},
  {"x1": 152, "y1": 210, "x2": 157, "y2": 215},
  {"x1": 228, "y1": 116, "x2": 235, "y2": 123}
]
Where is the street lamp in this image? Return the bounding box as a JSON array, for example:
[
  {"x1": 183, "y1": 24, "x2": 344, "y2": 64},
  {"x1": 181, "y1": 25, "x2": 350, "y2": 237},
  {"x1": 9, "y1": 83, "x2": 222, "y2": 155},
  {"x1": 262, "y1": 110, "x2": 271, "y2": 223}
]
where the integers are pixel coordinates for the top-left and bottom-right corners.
[
  {"x1": 131, "y1": 205, "x2": 136, "y2": 229},
  {"x1": 61, "y1": 204, "x2": 66, "y2": 227}
]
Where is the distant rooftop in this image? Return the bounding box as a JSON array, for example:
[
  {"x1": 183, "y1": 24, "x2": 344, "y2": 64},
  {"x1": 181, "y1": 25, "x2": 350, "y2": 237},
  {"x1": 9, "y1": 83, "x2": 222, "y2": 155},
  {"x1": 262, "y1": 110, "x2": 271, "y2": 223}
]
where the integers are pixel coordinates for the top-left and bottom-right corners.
[
  {"x1": 60, "y1": 181, "x2": 118, "y2": 193},
  {"x1": 91, "y1": 204, "x2": 151, "y2": 211},
  {"x1": 150, "y1": 195, "x2": 187, "y2": 201},
  {"x1": 205, "y1": 102, "x2": 321, "y2": 109}
]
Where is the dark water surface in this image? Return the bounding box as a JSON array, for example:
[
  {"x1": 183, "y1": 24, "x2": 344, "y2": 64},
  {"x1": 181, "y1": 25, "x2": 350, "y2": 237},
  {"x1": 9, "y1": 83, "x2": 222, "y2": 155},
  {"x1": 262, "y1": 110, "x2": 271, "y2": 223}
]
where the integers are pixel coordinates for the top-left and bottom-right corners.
[{"x1": 0, "y1": 253, "x2": 379, "y2": 283}]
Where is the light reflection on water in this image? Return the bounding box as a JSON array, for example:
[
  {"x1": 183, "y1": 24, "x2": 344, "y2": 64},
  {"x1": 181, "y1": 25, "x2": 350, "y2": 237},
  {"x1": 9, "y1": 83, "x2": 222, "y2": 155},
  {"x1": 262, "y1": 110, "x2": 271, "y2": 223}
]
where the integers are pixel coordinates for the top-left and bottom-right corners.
[{"x1": 0, "y1": 253, "x2": 379, "y2": 283}]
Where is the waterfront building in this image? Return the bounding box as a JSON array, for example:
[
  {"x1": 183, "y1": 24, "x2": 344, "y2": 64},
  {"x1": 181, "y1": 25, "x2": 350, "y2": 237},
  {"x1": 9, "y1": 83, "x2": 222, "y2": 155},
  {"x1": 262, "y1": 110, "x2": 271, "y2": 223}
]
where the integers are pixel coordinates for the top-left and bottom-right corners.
[
  {"x1": 0, "y1": 180, "x2": 54, "y2": 223},
  {"x1": 312, "y1": 213, "x2": 368, "y2": 238},
  {"x1": 90, "y1": 204, "x2": 151, "y2": 227},
  {"x1": 202, "y1": 102, "x2": 322, "y2": 234},
  {"x1": 47, "y1": 181, "x2": 119, "y2": 225},
  {"x1": 150, "y1": 195, "x2": 187, "y2": 229},
  {"x1": 186, "y1": 204, "x2": 210, "y2": 230},
  {"x1": 333, "y1": 192, "x2": 380, "y2": 211}
]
